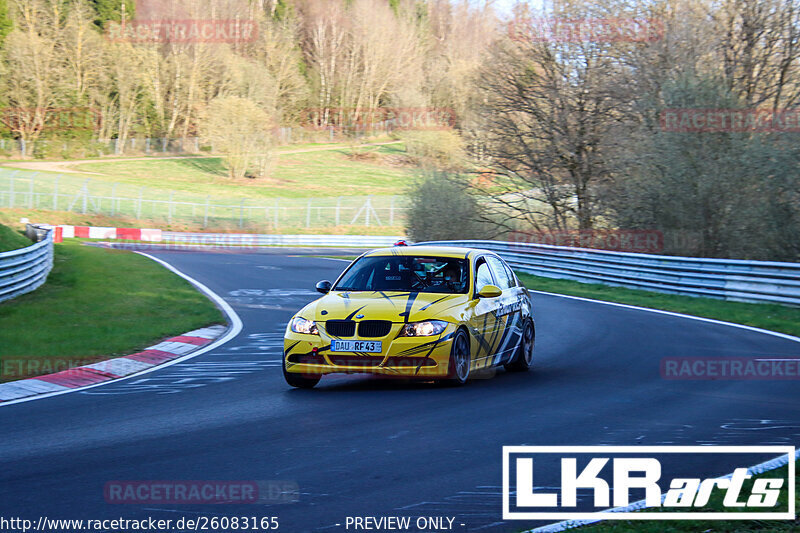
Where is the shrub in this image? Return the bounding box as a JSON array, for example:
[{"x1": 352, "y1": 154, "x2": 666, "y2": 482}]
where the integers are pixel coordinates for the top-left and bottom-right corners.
[
  {"x1": 399, "y1": 130, "x2": 465, "y2": 170},
  {"x1": 406, "y1": 171, "x2": 489, "y2": 241}
]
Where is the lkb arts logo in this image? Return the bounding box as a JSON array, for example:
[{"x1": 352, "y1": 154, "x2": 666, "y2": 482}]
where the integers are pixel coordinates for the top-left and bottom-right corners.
[{"x1": 503, "y1": 446, "x2": 795, "y2": 520}]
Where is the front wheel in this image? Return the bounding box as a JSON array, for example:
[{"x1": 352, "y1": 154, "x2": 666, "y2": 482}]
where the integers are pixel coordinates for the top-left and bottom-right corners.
[
  {"x1": 283, "y1": 358, "x2": 321, "y2": 389},
  {"x1": 505, "y1": 320, "x2": 534, "y2": 372},
  {"x1": 446, "y1": 329, "x2": 471, "y2": 385}
]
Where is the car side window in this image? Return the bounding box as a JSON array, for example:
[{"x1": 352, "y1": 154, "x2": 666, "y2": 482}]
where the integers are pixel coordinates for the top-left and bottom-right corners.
[
  {"x1": 503, "y1": 263, "x2": 518, "y2": 287},
  {"x1": 475, "y1": 259, "x2": 495, "y2": 293},
  {"x1": 487, "y1": 256, "x2": 513, "y2": 289}
]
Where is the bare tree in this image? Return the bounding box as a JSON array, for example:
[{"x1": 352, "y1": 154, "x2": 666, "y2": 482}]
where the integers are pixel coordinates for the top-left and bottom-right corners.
[
  {"x1": 712, "y1": 0, "x2": 800, "y2": 109},
  {"x1": 1, "y1": 0, "x2": 68, "y2": 141},
  {"x1": 474, "y1": 14, "x2": 630, "y2": 231},
  {"x1": 200, "y1": 96, "x2": 273, "y2": 179}
]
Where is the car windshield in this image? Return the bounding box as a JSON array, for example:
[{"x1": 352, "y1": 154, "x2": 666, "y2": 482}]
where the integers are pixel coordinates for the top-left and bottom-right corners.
[{"x1": 334, "y1": 256, "x2": 469, "y2": 294}]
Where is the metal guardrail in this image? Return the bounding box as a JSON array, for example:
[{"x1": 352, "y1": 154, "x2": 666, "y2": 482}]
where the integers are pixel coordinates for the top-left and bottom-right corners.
[
  {"x1": 0, "y1": 227, "x2": 54, "y2": 305},
  {"x1": 420, "y1": 240, "x2": 800, "y2": 306}
]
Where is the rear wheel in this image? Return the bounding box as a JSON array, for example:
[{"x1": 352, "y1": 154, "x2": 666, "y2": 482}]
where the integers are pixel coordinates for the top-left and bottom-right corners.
[
  {"x1": 283, "y1": 357, "x2": 321, "y2": 389},
  {"x1": 446, "y1": 329, "x2": 471, "y2": 385},
  {"x1": 505, "y1": 320, "x2": 534, "y2": 372}
]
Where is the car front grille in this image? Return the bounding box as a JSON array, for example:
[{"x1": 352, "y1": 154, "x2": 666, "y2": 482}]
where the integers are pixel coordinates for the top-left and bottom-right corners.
[
  {"x1": 357, "y1": 320, "x2": 392, "y2": 338},
  {"x1": 326, "y1": 320, "x2": 356, "y2": 337}
]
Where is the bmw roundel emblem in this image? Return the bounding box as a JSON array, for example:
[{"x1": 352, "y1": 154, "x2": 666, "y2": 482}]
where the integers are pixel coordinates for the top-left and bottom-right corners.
[{"x1": 355, "y1": 314, "x2": 365, "y2": 319}]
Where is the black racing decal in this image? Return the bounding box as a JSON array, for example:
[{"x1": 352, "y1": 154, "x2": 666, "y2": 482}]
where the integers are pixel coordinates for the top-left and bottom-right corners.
[
  {"x1": 491, "y1": 319, "x2": 516, "y2": 365},
  {"x1": 376, "y1": 291, "x2": 398, "y2": 306},
  {"x1": 419, "y1": 295, "x2": 450, "y2": 311},
  {"x1": 345, "y1": 306, "x2": 367, "y2": 320},
  {"x1": 317, "y1": 323, "x2": 341, "y2": 341},
  {"x1": 414, "y1": 332, "x2": 450, "y2": 374},
  {"x1": 384, "y1": 291, "x2": 413, "y2": 299},
  {"x1": 439, "y1": 300, "x2": 465, "y2": 313},
  {"x1": 285, "y1": 341, "x2": 301, "y2": 354},
  {"x1": 467, "y1": 325, "x2": 491, "y2": 356},
  {"x1": 480, "y1": 313, "x2": 491, "y2": 357},
  {"x1": 488, "y1": 317, "x2": 504, "y2": 359},
  {"x1": 398, "y1": 292, "x2": 419, "y2": 323},
  {"x1": 395, "y1": 331, "x2": 455, "y2": 356}
]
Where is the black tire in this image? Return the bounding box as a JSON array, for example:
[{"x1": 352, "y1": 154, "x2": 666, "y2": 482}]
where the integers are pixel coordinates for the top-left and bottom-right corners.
[
  {"x1": 283, "y1": 358, "x2": 321, "y2": 389},
  {"x1": 446, "y1": 329, "x2": 471, "y2": 385},
  {"x1": 505, "y1": 319, "x2": 534, "y2": 372}
]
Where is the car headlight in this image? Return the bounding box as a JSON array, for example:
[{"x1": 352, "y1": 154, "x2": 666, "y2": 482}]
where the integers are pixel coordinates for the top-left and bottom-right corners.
[
  {"x1": 399, "y1": 320, "x2": 448, "y2": 337},
  {"x1": 290, "y1": 317, "x2": 319, "y2": 335}
]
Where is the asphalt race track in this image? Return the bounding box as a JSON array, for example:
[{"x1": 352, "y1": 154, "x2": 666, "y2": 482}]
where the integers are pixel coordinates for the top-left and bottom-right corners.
[{"x1": 1, "y1": 249, "x2": 799, "y2": 532}]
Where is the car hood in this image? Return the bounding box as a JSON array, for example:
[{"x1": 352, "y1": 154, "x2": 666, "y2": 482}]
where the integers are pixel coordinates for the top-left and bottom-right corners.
[{"x1": 299, "y1": 291, "x2": 470, "y2": 323}]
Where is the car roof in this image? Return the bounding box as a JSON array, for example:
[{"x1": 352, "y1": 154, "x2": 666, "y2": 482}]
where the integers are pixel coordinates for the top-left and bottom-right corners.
[{"x1": 364, "y1": 245, "x2": 497, "y2": 259}]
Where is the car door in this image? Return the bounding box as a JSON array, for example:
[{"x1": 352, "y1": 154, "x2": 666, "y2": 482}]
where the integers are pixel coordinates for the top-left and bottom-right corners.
[
  {"x1": 469, "y1": 256, "x2": 503, "y2": 369},
  {"x1": 486, "y1": 255, "x2": 523, "y2": 366}
]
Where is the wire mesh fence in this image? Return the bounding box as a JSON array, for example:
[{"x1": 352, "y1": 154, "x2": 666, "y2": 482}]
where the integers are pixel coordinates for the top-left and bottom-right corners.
[{"x1": 0, "y1": 168, "x2": 407, "y2": 231}]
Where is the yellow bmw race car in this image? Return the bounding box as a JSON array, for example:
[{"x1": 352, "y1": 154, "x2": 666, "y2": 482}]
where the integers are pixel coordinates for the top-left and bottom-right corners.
[{"x1": 283, "y1": 245, "x2": 535, "y2": 388}]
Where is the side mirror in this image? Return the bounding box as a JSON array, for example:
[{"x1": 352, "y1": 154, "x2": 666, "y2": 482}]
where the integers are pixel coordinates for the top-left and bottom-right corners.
[
  {"x1": 316, "y1": 280, "x2": 332, "y2": 294},
  {"x1": 477, "y1": 284, "x2": 502, "y2": 298}
]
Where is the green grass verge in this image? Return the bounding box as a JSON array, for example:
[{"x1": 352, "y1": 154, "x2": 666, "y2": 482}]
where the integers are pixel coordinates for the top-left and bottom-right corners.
[
  {"x1": 571, "y1": 460, "x2": 798, "y2": 532},
  {"x1": 67, "y1": 143, "x2": 409, "y2": 200},
  {"x1": 0, "y1": 240, "x2": 223, "y2": 380},
  {"x1": 0, "y1": 142, "x2": 411, "y2": 232},
  {"x1": 516, "y1": 273, "x2": 800, "y2": 338},
  {"x1": 0, "y1": 223, "x2": 32, "y2": 252}
]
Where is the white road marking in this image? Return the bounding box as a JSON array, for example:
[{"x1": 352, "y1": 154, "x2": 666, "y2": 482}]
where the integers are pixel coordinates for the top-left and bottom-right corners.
[
  {"x1": 0, "y1": 252, "x2": 243, "y2": 407},
  {"x1": 528, "y1": 289, "x2": 800, "y2": 344}
]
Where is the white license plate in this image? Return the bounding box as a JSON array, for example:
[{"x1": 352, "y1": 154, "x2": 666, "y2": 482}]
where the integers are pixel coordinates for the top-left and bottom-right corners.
[{"x1": 331, "y1": 340, "x2": 382, "y2": 353}]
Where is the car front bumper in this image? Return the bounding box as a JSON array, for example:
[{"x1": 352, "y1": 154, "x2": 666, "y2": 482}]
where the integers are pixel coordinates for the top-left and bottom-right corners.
[{"x1": 283, "y1": 324, "x2": 456, "y2": 378}]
